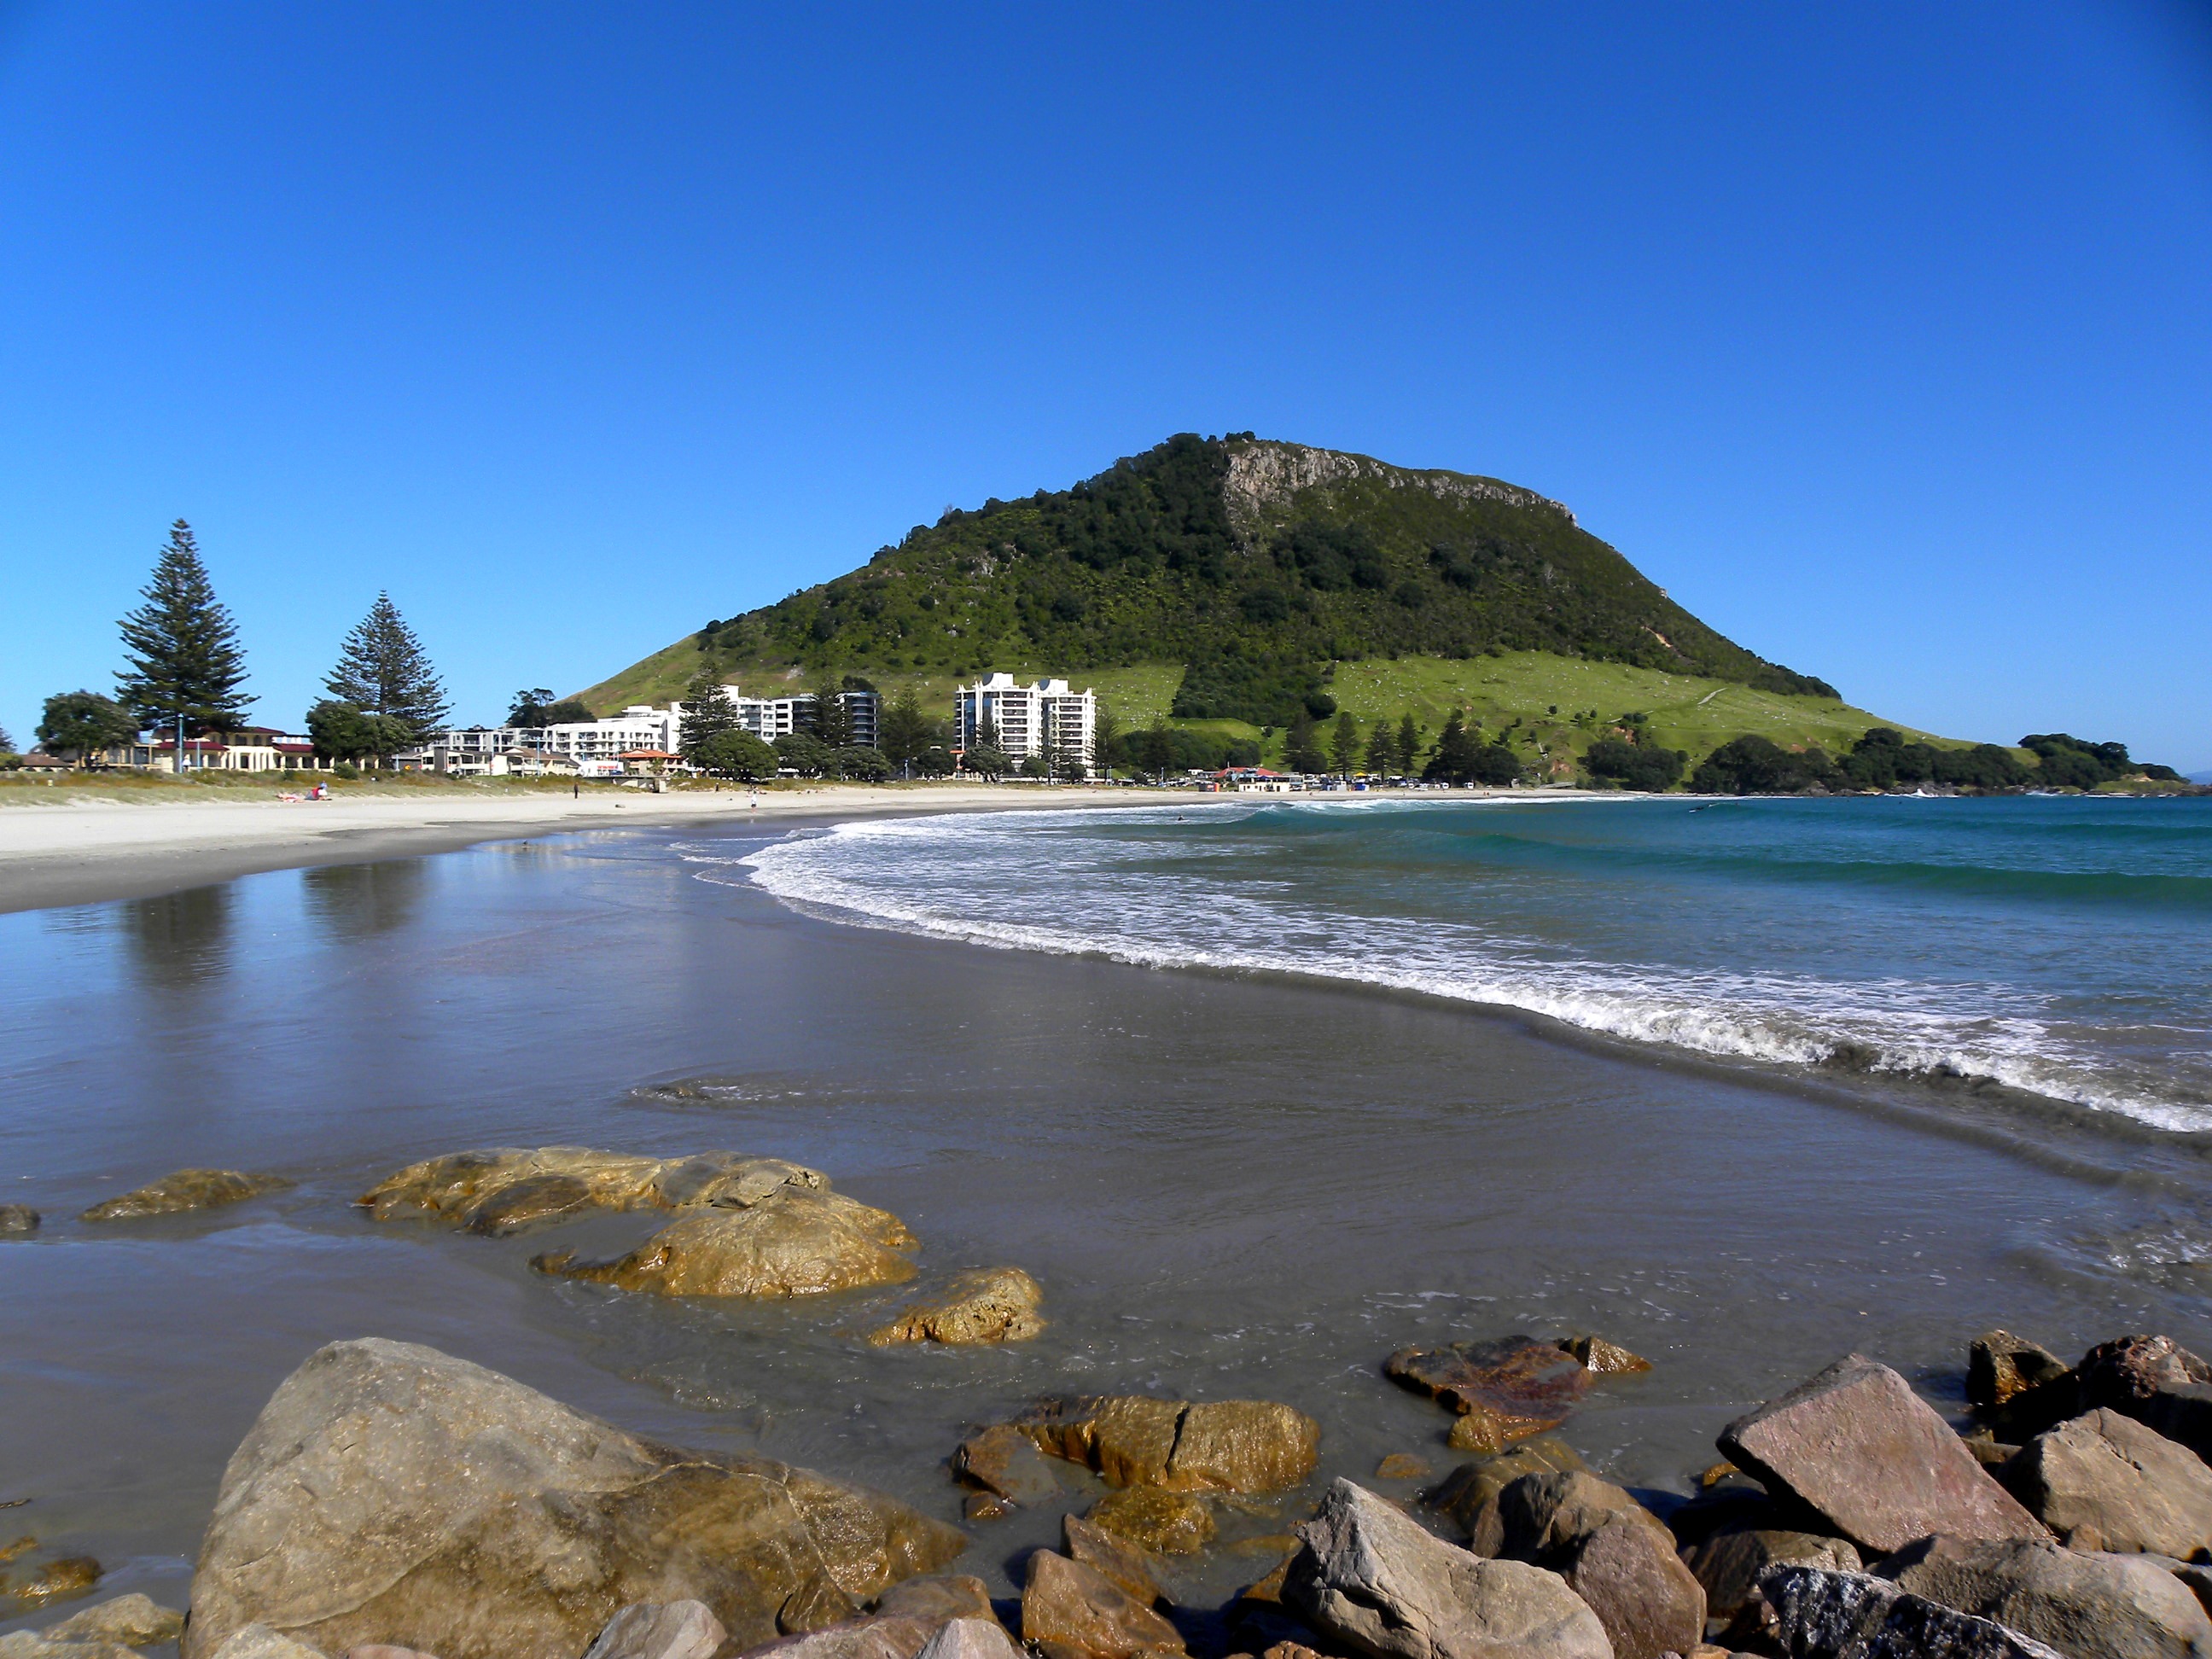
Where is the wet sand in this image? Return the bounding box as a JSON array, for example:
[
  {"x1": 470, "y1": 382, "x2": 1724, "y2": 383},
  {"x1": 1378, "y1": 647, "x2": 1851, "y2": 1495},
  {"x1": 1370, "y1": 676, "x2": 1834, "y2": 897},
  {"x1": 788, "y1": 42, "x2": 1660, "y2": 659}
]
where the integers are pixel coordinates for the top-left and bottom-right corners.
[{"x1": 3, "y1": 816, "x2": 2206, "y2": 1627}]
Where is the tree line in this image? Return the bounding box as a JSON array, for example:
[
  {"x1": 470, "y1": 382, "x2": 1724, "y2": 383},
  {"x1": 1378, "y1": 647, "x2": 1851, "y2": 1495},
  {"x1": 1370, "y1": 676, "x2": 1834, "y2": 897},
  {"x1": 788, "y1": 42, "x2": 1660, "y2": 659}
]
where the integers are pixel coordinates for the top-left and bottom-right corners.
[{"x1": 1688, "y1": 725, "x2": 2184, "y2": 795}]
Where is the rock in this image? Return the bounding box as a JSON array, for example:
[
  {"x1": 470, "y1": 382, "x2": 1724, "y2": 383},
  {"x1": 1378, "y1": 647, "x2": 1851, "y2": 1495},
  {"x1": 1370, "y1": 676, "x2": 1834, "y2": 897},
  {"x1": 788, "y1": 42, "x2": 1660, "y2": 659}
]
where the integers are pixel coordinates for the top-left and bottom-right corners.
[
  {"x1": 533, "y1": 1189, "x2": 919, "y2": 1297},
  {"x1": 2081, "y1": 1339, "x2": 2212, "y2": 1465},
  {"x1": 1561, "y1": 1511, "x2": 1704, "y2": 1659},
  {"x1": 0, "y1": 1204, "x2": 38, "y2": 1235},
  {"x1": 954, "y1": 1426, "x2": 1061, "y2": 1505},
  {"x1": 1260, "y1": 1645, "x2": 1327, "y2": 1659},
  {"x1": 744, "y1": 1620, "x2": 934, "y2": 1659},
  {"x1": 1759, "y1": 1565, "x2": 2064, "y2": 1659},
  {"x1": 1387, "y1": 1337, "x2": 1593, "y2": 1455},
  {"x1": 1718, "y1": 1355, "x2": 2048, "y2": 1552},
  {"x1": 1487, "y1": 1472, "x2": 1643, "y2": 1562},
  {"x1": 209, "y1": 1629, "x2": 329, "y2": 1659},
  {"x1": 1063, "y1": 1516, "x2": 1162, "y2": 1605},
  {"x1": 5, "y1": 1558, "x2": 100, "y2": 1610},
  {"x1": 79, "y1": 1170, "x2": 287, "y2": 1222},
  {"x1": 866, "y1": 1270, "x2": 1044, "y2": 1347},
  {"x1": 2174, "y1": 1564, "x2": 2212, "y2": 1619},
  {"x1": 358, "y1": 1149, "x2": 831, "y2": 1232},
  {"x1": 1684, "y1": 1531, "x2": 1861, "y2": 1641},
  {"x1": 1020, "y1": 1551, "x2": 1185, "y2": 1659},
  {"x1": 913, "y1": 1621, "x2": 1022, "y2": 1659},
  {"x1": 342, "y1": 1648, "x2": 439, "y2": 1659},
  {"x1": 1558, "y1": 1337, "x2": 1652, "y2": 1377},
  {"x1": 872, "y1": 1577, "x2": 998, "y2": 1627},
  {"x1": 44, "y1": 1594, "x2": 186, "y2": 1646},
  {"x1": 1971, "y1": 1333, "x2": 2074, "y2": 1411},
  {"x1": 1283, "y1": 1478, "x2": 1612, "y2": 1659},
  {"x1": 1967, "y1": 1435, "x2": 2023, "y2": 1470},
  {"x1": 183, "y1": 1337, "x2": 964, "y2": 1659},
  {"x1": 1698, "y1": 1462, "x2": 1739, "y2": 1487},
  {"x1": 1378, "y1": 1455, "x2": 1434, "y2": 1481},
  {"x1": 1086, "y1": 1489, "x2": 1215, "y2": 1556},
  {"x1": 2005, "y1": 1410, "x2": 2212, "y2": 1557},
  {"x1": 580, "y1": 1602, "x2": 725, "y2": 1659},
  {"x1": 0, "y1": 1637, "x2": 135, "y2": 1659},
  {"x1": 1880, "y1": 1534, "x2": 2212, "y2": 1659},
  {"x1": 1016, "y1": 1398, "x2": 1318, "y2": 1493},
  {"x1": 1428, "y1": 1440, "x2": 1587, "y2": 1536},
  {"x1": 962, "y1": 1496, "x2": 1011, "y2": 1523}
]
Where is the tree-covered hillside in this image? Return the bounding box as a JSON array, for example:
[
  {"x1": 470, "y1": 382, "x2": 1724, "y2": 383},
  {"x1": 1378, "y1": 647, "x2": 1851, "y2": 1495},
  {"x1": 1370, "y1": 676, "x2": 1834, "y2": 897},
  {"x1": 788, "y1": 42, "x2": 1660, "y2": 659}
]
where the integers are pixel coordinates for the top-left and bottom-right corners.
[{"x1": 582, "y1": 434, "x2": 1837, "y2": 729}]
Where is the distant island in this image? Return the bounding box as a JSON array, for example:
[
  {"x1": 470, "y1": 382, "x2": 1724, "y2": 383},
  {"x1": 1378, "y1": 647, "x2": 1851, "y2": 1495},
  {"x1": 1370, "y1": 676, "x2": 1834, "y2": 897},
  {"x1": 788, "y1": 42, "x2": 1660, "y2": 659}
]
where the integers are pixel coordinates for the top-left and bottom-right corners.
[{"x1": 579, "y1": 434, "x2": 2185, "y2": 793}]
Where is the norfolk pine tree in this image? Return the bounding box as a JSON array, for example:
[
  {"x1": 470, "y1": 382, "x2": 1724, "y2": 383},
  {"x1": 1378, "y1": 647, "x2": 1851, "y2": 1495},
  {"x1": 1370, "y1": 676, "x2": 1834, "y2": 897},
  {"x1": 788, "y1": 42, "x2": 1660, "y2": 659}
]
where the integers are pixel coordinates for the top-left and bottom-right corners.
[
  {"x1": 325, "y1": 593, "x2": 450, "y2": 754},
  {"x1": 679, "y1": 668, "x2": 738, "y2": 763},
  {"x1": 116, "y1": 521, "x2": 253, "y2": 740},
  {"x1": 1330, "y1": 711, "x2": 1360, "y2": 777}
]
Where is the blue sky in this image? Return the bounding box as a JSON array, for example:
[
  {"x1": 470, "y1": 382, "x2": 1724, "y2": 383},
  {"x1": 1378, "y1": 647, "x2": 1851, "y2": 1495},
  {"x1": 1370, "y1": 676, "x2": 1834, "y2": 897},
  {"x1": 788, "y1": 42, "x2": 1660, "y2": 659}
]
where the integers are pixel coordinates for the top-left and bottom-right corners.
[{"x1": 3, "y1": 2, "x2": 2208, "y2": 767}]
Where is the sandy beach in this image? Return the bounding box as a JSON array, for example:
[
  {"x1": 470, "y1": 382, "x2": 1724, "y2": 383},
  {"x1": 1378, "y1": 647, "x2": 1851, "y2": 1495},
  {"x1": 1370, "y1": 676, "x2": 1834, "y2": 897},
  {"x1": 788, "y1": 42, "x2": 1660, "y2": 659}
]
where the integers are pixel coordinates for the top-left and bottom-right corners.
[{"x1": 0, "y1": 782, "x2": 1136, "y2": 913}]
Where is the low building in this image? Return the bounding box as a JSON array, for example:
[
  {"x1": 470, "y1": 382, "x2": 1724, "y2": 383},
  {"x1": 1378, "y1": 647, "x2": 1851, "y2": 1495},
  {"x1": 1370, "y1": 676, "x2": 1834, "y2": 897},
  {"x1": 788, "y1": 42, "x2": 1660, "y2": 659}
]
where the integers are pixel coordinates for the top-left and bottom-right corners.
[
  {"x1": 953, "y1": 674, "x2": 1096, "y2": 777},
  {"x1": 110, "y1": 729, "x2": 327, "y2": 772}
]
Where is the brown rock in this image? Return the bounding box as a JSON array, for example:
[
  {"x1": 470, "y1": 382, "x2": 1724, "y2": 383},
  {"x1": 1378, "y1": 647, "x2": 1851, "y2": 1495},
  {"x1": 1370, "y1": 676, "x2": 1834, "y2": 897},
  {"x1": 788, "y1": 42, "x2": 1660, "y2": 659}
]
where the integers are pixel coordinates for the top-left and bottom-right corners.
[
  {"x1": 44, "y1": 1595, "x2": 187, "y2": 1647},
  {"x1": 912, "y1": 1621, "x2": 1022, "y2": 1659},
  {"x1": 954, "y1": 1426, "x2": 1060, "y2": 1505},
  {"x1": 1562, "y1": 1510, "x2": 1705, "y2": 1659},
  {"x1": 345, "y1": 1646, "x2": 441, "y2": 1659},
  {"x1": 1717, "y1": 1354, "x2": 2049, "y2": 1553},
  {"x1": 1878, "y1": 1533, "x2": 2212, "y2": 1659},
  {"x1": 962, "y1": 1496, "x2": 1012, "y2": 1523},
  {"x1": 0, "y1": 1204, "x2": 39, "y2": 1235},
  {"x1": 1487, "y1": 1470, "x2": 1642, "y2": 1562},
  {"x1": 2006, "y1": 1409, "x2": 2212, "y2": 1557},
  {"x1": 1016, "y1": 1398, "x2": 1318, "y2": 1493},
  {"x1": 743, "y1": 1619, "x2": 934, "y2": 1659},
  {"x1": 1376, "y1": 1455, "x2": 1432, "y2": 1481},
  {"x1": 1425, "y1": 1438, "x2": 1587, "y2": 1536},
  {"x1": 1386, "y1": 1336, "x2": 1592, "y2": 1450},
  {"x1": 4, "y1": 1559, "x2": 99, "y2": 1611},
  {"x1": 1020, "y1": 1552, "x2": 1184, "y2": 1659},
  {"x1": 579, "y1": 1604, "x2": 728, "y2": 1659},
  {"x1": 867, "y1": 1270, "x2": 1044, "y2": 1347},
  {"x1": 532, "y1": 1189, "x2": 918, "y2": 1297},
  {"x1": 1086, "y1": 1490, "x2": 1215, "y2": 1557},
  {"x1": 2081, "y1": 1337, "x2": 2212, "y2": 1464},
  {"x1": 358, "y1": 1148, "x2": 830, "y2": 1231},
  {"x1": 870, "y1": 1577, "x2": 998, "y2": 1627},
  {"x1": 79, "y1": 1170, "x2": 287, "y2": 1222},
  {"x1": 1970, "y1": 1332, "x2": 2073, "y2": 1411},
  {"x1": 181, "y1": 1337, "x2": 965, "y2": 1659},
  {"x1": 1559, "y1": 1336, "x2": 1653, "y2": 1376},
  {"x1": 1062, "y1": 1516, "x2": 1162, "y2": 1605},
  {"x1": 1697, "y1": 1462, "x2": 1738, "y2": 1488},
  {"x1": 1684, "y1": 1529, "x2": 1861, "y2": 1642}
]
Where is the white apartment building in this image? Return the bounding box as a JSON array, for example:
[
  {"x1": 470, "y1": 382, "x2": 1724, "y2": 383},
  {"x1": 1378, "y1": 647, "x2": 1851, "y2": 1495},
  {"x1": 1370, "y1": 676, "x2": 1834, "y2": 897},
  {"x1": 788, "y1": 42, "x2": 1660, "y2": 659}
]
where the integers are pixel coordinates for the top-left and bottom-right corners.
[
  {"x1": 953, "y1": 674, "x2": 1096, "y2": 776},
  {"x1": 719, "y1": 687, "x2": 880, "y2": 748},
  {"x1": 404, "y1": 706, "x2": 684, "y2": 773}
]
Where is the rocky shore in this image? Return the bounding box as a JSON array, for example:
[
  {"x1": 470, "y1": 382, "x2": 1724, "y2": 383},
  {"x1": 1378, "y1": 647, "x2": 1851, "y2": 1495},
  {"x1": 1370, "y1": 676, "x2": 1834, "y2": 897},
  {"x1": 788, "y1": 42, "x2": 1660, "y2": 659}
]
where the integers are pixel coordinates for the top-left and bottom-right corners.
[{"x1": 9, "y1": 1150, "x2": 2212, "y2": 1659}]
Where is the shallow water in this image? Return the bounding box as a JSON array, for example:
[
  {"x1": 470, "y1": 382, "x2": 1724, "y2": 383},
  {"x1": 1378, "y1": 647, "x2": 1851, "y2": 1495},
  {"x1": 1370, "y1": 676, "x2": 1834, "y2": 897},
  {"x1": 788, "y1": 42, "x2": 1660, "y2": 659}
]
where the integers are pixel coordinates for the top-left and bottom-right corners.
[{"x1": 2, "y1": 806, "x2": 2209, "y2": 1627}]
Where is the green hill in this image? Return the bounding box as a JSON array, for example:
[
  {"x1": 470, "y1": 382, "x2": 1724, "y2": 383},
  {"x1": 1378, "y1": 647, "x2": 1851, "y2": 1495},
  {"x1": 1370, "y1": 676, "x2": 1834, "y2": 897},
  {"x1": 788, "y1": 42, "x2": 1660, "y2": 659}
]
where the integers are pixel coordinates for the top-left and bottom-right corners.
[{"x1": 580, "y1": 432, "x2": 1951, "y2": 771}]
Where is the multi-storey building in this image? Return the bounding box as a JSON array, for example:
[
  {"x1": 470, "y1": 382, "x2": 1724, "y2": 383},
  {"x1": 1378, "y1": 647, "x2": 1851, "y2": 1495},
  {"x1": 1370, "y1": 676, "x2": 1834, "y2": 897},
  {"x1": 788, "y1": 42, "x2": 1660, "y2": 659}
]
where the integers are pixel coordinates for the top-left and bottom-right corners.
[
  {"x1": 721, "y1": 688, "x2": 880, "y2": 748},
  {"x1": 952, "y1": 674, "x2": 1096, "y2": 776}
]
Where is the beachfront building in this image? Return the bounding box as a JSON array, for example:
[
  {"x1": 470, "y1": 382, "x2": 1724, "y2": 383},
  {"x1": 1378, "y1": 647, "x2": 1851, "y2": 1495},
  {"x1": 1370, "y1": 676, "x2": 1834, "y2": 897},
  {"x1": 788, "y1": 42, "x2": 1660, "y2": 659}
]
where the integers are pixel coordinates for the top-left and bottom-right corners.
[
  {"x1": 107, "y1": 728, "x2": 327, "y2": 772},
  {"x1": 402, "y1": 706, "x2": 686, "y2": 775},
  {"x1": 719, "y1": 687, "x2": 880, "y2": 748},
  {"x1": 953, "y1": 674, "x2": 1096, "y2": 777}
]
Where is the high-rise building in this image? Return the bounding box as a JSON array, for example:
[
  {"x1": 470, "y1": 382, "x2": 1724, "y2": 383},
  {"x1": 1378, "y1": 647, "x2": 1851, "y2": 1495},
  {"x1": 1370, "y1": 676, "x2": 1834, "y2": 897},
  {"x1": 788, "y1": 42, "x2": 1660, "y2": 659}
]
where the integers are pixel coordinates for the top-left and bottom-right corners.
[{"x1": 953, "y1": 674, "x2": 1096, "y2": 776}]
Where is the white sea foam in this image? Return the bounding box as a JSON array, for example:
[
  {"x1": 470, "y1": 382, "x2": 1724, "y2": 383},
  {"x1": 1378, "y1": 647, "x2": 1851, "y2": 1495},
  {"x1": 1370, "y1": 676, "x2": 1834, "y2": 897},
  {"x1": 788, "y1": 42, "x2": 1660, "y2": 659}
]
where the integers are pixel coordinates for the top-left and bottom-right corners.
[{"x1": 704, "y1": 803, "x2": 2212, "y2": 1134}]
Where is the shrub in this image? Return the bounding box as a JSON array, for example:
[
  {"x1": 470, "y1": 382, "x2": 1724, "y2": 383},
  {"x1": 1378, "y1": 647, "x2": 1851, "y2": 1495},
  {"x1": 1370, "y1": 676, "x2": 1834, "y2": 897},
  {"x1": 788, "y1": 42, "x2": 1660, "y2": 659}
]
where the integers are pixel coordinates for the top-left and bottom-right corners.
[{"x1": 1584, "y1": 736, "x2": 1685, "y2": 791}]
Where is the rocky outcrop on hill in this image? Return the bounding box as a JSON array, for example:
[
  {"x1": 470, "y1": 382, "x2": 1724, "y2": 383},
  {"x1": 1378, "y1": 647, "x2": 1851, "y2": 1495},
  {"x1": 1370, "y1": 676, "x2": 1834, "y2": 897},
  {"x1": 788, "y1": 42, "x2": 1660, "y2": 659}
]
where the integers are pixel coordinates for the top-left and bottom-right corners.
[{"x1": 183, "y1": 1338, "x2": 963, "y2": 1659}]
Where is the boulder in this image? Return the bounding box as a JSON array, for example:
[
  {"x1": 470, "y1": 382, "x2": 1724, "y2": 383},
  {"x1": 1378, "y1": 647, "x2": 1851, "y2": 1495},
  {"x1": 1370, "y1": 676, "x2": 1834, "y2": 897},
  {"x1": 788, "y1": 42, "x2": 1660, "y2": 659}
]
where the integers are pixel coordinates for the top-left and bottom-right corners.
[
  {"x1": 209, "y1": 1630, "x2": 329, "y2": 1659},
  {"x1": 1062, "y1": 1516, "x2": 1162, "y2": 1605},
  {"x1": 183, "y1": 1337, "x2": 964, "y2": 1659},
  {"x1": 2006, "y1": 1410, "x2": 2212, "y2": 1557},
  {"x1": 1428, "y1": 1440, "x2": 1587, "y2": 1537},
  {"x1": 1718, "y1": 1355, "x2": 2049, "y2": 1552},
  {"x1": 1487, "y1": 1472, "x2": 1643, "y2": 1562},
  {"x1": 871, "y1": 1578, "x2": 998, "y2": 1627},
  {"x1": 1086, "y1": 1490, "x2": 1215, "y2": 1556},
  {"x1": 80, "y1": 1170, "x2": 288, "y2": 1222},
  {"x1": 0, "y1": 1204, "x2": 38, "y2": 1235},
  {"x1": 1282, "y1": 1478, "x2": 1612, "y2": 1659},
  {"x1": 1685, "y1": 1530, "x2": 1861, "y2": 1629},
  {"x1": 1387, "y1": 1338, "x2": 1593, "y2": 1455},
  {"x1": 952, "y1": 1426, "x2": 1060, "y2": 1505},
  {"x1": 1972, "y1": 1334, "x2": 2075, "y2": 1411},
  {"x1": 913, "y1": 1621, "x2": 1022, "y2": 1659},
  {"x1": 743, "y1": 1621, "x2": 934, "y2": 1659},
  {"x1": 533, "y1": 1190, "x2": 918, "y2": 1297},
  {"x1": 1759, "y1": 1565, "x2": 2064, "y2": 1659},
  {"x1": 1479, "y1": 1475, "x2": 1701, "y2": 1659},
  {"x1": 866, "y1": 1269, "x2": 1044, "y2": 1347},
  {"x1": 358, "y1": 1149, "x2": 830, "y2": 1233},
  {"x1": 2081, "y1": 1340, "x2": 2212, "y2": 1466},
  {"x1": 44, "y1": 1595, "x2": 186, "y2": 1647},
  {"x1": 579, "y1": 1603, "x2": 725, "y2": 1659},
  {"x1": 1880, "y1": 1534, "x2": 2212, "y2": 1659},
  {"x1": 1016, "y1": 1397, "x2": 1318, "y2": 1493},
  {"x1": 1557, "y1": 1337, "x2": 1652, "y2": 1377},
  {"x1": 1020, "y1": 1551, "x2": 1184, "y2": 1659}
]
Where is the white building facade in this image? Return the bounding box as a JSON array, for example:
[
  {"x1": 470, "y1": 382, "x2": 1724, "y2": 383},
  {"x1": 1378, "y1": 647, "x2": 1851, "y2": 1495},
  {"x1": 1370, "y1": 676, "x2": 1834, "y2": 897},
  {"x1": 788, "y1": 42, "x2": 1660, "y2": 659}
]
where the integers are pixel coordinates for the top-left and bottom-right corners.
[
  {"x1": 953, "y1": 674, "x2": 1096, "y2": 777},
  {"x1": 720, "y1": 688, "x2": 880, "y2": 748}
]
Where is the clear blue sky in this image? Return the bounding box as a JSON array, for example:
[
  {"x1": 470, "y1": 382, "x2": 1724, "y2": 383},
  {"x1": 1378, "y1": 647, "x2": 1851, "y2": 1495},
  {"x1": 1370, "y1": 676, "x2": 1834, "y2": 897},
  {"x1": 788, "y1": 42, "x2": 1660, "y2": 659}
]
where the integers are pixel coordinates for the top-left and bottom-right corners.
[{"x1": 3, "y1": 2, "x2": 2209, "y2": 767}]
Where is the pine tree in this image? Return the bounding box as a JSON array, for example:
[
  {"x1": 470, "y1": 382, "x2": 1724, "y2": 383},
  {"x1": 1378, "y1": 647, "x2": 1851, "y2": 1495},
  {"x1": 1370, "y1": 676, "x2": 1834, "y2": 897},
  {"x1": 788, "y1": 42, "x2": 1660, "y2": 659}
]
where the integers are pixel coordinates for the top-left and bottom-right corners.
[
  {"x1": 1397, "y1": 713, "x2": 1423, "y2": 774},
  {"x1": 325, "y1": 593, "x2": 450, "y2": 743},
  {"x1": 809, "y1": 674, "x2": 853, "y2": 748},
  {"x1": 1331, "y1": 712, "x2": 1360, "y2": 777},
  {"x1": 116, "y1": 521, "x2": 253, "y2": 734},
  {"x1": 1284, "y1": 711, "x2": 1328, "y2": 774},
  {"x1": 1365, "y1": 720, "x2": 1395, "y2": 777},
  {"x1": 877, "y1": 690, "x2": 936, "y2": 770},
  {"x1": 680, "y1": 668, "x2": 738, "y2": 761}
]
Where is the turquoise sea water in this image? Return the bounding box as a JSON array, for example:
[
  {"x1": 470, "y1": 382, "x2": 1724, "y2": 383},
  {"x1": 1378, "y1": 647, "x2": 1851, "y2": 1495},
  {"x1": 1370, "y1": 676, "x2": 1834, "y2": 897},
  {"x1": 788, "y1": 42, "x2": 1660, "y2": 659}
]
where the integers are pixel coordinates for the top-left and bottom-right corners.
[{"x1": 736, "y1": 795, "x2": 2212, "y2": 1134}]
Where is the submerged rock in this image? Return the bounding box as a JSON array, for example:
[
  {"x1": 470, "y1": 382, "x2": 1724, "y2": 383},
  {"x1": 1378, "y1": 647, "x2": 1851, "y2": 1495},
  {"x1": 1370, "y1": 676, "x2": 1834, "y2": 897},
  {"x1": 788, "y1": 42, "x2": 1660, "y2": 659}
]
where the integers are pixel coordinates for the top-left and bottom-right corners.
[
  {"x1": 1086, "y1": 1489, "x2": 1216, "y2": 1556},
  {"x1": 0, "y1": 1635, "x2": 135, "y2": 1659},
  {"x1": 1718, "y1": 1354, "x2": 2048, "y2": 1553},
  {"x1": 2080, "y1": 1338, "x2": 2212, "y2": 1465},
  {"x1": 1062, "y1": 1516, "x2": 1163, "y2": 1606},
  {"x1": 0, "y1": 1204, "x2": 38, "y2": 1236},
  {"x1": 2005, "y1": 1409, "x2": 2212, "y2": 1557},
  {"x1": 1878, "y1": 1534, "x2": 2212, "y2": 1659},
  {"x1": 1760, "y1": 1564, "x2": 2064, "y2": 1659},
  {"x1": 79, "y1": 1170, "x2": 287, "y2": 1222},
  {"x1": 1016, "y1": 1396, "x2": 1318, "y2": 1493},
  {"x1": 533, "y1": 1188, "x2": 918, "y2": 1297},
  {"x1": 357, "y1": 1148, "x2": 832, "y2": 1233},
  {"x1": 1387, "y1": 1338, "x2": 1593, "y2": 1455},
  {"x1": 953, "y1": 1427, "x2": 1060, "y2": 1506},
  {"x1": 183, "y1": 1337, "x2": 964, "y2": 1659},
  {"x1": 1557, "y1": 1336, "x2": 1652, "y2": 1376},
  {"x1": 44, "y1": 1594, "x2": 186, "y2": 1647},
  {"x1": 1284, "y1": 1478, "x2": 1610, "y2": 1659},
  {"x1": 866, "y1": 1268, "x2": 1044, "y2": 1347},
  {"x1": 3, "y1": 1558, "x2": 100, "y2": 1611},
  {"x1": 1020, "y1": 1551, "x2": 1184, "y2": 1659}
]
